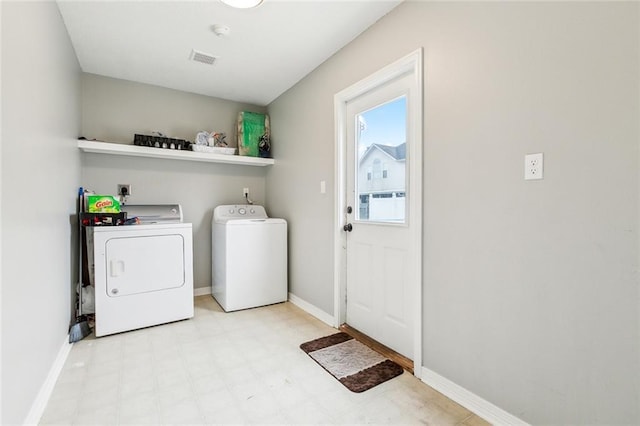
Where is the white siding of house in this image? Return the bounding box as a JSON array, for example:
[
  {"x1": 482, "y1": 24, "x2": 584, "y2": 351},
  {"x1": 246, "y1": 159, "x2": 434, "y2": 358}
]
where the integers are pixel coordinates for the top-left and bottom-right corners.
[{"x1": 358, "y1": 149, "x2": 405, "y2": 194}]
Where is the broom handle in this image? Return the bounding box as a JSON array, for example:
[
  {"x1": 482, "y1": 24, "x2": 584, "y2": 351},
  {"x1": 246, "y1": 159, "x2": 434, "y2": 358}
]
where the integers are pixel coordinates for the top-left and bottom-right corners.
[{"x1": 77, "y1": 187, "x2": 83, "y2": 318}]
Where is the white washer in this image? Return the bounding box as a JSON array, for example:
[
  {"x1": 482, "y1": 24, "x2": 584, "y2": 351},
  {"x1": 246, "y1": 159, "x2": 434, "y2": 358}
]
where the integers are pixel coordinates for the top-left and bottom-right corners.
[
  {"x1": 91, "y1": 205, "x2": 193, "y2": 337},
  {"x1": 212, "y1": 205, "x2": 287, "y2": 312}
]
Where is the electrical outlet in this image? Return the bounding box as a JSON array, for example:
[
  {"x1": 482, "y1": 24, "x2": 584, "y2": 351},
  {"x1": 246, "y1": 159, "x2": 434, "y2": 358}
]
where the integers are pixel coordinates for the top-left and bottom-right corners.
[
  {"x1": 117, "y1": 184, "x2": 132, "y2": 196},
  {"x1": 243, "y1": 187, "x2": 249, "y2": 197},
  {"x1": 524, "y1": 153, "x2": 543, "y2": 180}
]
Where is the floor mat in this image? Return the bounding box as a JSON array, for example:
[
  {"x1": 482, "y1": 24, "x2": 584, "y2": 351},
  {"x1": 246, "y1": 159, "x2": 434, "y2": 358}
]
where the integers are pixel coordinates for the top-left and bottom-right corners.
[{"x1": 300, "y1": 332, "x2": 403, "y2": 393}]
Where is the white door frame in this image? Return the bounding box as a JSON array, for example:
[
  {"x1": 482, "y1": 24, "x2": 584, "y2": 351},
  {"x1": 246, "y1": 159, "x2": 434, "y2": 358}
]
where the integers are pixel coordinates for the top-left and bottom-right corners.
[{"x1": 333, "y1": 48, "x2": 423, "y2": 376}]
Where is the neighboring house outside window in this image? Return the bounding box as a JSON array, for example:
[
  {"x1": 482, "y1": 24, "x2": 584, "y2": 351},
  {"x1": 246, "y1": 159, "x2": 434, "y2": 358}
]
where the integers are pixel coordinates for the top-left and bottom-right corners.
[{"x1": 357, "y1": 142, "x2": 406, "y2": 221}]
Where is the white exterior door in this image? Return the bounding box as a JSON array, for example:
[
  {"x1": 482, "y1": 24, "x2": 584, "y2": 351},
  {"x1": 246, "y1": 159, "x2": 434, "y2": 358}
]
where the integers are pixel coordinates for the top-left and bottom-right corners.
[{"x1": 342, "y1": 65, "x2": 420, "y2": 360}]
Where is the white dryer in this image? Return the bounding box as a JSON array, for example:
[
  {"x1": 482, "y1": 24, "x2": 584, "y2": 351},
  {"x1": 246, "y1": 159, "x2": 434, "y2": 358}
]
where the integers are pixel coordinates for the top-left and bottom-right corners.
[
  {"x1": 91, "y1": 205, "x2": 193, "y2": 337},
  {"x1": 212, "y1": 205, "x2": 287, "y2": 312}
]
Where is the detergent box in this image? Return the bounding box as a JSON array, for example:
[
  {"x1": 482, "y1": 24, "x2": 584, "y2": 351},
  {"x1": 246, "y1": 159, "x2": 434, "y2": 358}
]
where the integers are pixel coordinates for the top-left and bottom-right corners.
[{"x1": 87, "y1": 195, "x2": 121, "y2": 213}]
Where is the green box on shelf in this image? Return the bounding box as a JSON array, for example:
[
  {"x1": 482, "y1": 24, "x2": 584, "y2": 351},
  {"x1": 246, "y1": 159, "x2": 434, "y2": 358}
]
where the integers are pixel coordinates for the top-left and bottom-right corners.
[{"x1": 237, "y1": 111, "x2": 269, "y2": 157}]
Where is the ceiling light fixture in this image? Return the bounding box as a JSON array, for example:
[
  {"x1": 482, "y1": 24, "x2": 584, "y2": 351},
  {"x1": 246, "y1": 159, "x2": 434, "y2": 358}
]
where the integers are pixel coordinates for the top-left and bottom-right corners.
[{"x1": 219, "y1": 0, "x2": 263, "y2": 9}]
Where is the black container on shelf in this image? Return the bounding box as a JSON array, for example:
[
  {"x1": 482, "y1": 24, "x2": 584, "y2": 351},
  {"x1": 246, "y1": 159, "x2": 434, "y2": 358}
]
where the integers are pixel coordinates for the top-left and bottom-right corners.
[
  {"x1": 134, "y1": 134, "x2": 190, "y2": 151},
  {"x1": 80, "y1": 212, "x2": 127, "y2": 227}
]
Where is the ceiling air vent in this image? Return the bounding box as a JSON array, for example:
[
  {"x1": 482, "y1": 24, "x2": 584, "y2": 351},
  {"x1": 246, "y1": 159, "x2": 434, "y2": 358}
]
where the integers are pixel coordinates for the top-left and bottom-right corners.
[{"x1": 190, "y1": 49, "x2": 218, "y2": 66}]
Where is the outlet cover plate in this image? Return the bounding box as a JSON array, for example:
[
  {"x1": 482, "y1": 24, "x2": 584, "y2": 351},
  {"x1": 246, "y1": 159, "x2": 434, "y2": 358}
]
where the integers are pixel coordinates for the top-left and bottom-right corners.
[
  {"x1": 524, "y1": 153, "x2": 543, "y2": 180},
  {"x1": 117, "y1": 184, "x2": 132, "y2": 196}
]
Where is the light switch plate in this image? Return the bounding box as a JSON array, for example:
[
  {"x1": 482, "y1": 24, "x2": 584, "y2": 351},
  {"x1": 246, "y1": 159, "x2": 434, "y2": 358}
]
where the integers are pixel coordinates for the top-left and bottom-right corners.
[{"x1": 525, "y1": 153, "x2": 543, "y2": 180}]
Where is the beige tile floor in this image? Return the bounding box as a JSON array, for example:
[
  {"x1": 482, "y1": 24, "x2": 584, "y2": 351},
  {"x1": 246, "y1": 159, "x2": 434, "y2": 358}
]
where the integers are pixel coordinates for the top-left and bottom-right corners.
[{"x1": 40, "y1": 296, "x2": 491, "y2": 425}]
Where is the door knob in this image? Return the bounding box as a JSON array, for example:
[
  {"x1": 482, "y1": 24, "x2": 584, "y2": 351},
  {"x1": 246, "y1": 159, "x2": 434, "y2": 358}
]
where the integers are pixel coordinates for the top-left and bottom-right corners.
[{"x1": 343, "y1": 223, "x2": 353, "y2": 232}]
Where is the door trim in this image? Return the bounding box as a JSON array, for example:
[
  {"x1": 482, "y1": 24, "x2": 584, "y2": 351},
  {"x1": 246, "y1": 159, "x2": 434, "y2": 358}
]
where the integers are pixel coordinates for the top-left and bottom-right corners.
[{"x1": 333, "y1": 48, "x2": 423, "y2": 377}]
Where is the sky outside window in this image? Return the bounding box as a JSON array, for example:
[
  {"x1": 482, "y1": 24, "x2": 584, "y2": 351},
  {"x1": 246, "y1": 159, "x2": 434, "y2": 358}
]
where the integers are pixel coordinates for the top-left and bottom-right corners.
[{"x1": 358, "y1": 96, "x2": 406, "y2": 156}]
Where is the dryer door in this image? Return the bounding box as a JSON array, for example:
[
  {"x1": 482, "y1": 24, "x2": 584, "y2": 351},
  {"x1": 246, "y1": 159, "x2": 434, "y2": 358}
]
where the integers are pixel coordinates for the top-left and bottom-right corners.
[{"x1": 105, "y1": 234, "x2": 185, "y2": 297}]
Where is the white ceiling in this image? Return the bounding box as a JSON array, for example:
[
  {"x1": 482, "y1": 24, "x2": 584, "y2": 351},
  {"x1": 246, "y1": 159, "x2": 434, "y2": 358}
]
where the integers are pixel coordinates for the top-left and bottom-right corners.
[{"x1": 57, "y1": 0, "x2": 402, "y2": 106}]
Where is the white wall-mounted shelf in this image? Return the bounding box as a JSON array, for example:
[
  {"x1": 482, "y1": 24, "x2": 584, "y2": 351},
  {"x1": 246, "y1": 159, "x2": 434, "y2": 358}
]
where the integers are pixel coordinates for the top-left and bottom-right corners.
[{"x1": 78, "y1": 140, "x2": 274, "y2": 167}]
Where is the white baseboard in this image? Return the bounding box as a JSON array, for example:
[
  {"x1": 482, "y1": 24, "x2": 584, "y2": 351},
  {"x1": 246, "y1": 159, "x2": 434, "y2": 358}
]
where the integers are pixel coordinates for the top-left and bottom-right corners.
[
  {"x1": 421, "y1": 367, "x2": 529, "y2": 426},
  {"x1": 193, "y1": 286, "x2": 211, "y2": 297},
  {"x1": 24, "y1": 335, "x2": 73, "y2": 425},
  {"x1": 287, "y1": 292, "x2": 334, "y2": 326}
]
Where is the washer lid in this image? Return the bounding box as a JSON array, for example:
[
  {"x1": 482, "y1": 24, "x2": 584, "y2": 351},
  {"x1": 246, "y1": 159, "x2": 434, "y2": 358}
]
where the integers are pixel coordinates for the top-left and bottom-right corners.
[
  {"x1": 225, "y1": 218, "x2": 286, "y2": 225},
  {"x1": 214, "y1": 204, "x2": 268, "y2": 222},
  {"x1": 121, "y1": 204, "x2": 183, "y2": 224}
]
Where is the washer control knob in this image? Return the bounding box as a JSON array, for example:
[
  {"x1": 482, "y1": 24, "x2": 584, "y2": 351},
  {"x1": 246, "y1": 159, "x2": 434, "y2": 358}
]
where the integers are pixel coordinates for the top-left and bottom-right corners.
[
  {"x1": 228, "y1": 209, "x2": 234, "y2": 214},
  {"x1": 238, "y1": 208, "x2": 246, "y2": 215},
  {"x1": 250, "y1": 208, "x2": 255, "y2": 214}
]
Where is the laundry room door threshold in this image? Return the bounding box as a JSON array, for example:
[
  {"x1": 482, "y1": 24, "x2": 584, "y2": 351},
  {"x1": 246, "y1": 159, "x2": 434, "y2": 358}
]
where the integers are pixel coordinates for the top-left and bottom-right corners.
[{"x1": 339, "y1": 324, "x2": 414, "y2": 374}]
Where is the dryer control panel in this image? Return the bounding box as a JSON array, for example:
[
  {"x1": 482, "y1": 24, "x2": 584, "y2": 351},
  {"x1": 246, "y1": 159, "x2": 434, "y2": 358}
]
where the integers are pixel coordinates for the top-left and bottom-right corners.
[{"x1": 214, "y1": 205, "x2": 268, "y2": 221}]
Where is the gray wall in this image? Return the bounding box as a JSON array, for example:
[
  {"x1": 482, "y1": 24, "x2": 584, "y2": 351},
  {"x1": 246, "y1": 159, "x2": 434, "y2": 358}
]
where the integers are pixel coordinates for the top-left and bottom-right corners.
[
  {"x1": 81, "y1": 74, "x2": 268, "y2": 290},
  {"x1": 266, "y1": 2, "x2": 639, "y2": 424},
  {"x1": 266, "y1": 77, "x2": 336, "y2": 313},
  {"x1": 1, "y1": 1, "x2": 82, "y2": 424}
]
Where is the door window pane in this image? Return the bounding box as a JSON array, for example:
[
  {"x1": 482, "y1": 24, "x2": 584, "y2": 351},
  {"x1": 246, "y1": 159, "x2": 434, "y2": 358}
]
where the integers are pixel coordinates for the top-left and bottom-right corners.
[{"x1": 356, "y1": 96, "x2": 407, "y2": 223}]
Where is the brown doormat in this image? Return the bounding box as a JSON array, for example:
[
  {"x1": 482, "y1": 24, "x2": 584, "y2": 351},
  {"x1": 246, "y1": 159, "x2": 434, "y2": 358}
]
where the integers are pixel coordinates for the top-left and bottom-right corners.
[{"x1": 300, "y1": 332, "x2": 403, "y2": 393}]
